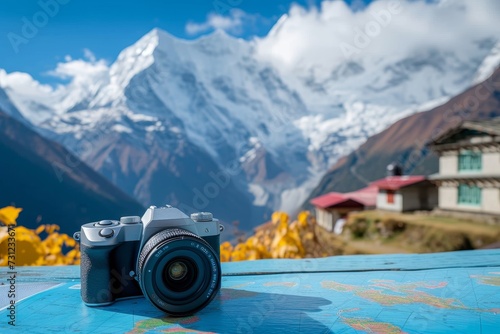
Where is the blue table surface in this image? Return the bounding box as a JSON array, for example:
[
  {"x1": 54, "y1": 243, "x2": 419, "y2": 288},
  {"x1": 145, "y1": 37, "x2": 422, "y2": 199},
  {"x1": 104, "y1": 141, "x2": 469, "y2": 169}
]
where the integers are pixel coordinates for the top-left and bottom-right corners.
[{"x1": 1, "y1": 250, "x2": 500, "y2": 333}]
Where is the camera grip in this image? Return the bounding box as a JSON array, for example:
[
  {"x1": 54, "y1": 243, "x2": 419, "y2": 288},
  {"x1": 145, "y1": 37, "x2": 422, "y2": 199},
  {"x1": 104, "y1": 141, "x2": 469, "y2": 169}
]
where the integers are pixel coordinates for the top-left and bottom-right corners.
[{"x1": 80, "y1": 244, "x2": 115, "y2": 305}]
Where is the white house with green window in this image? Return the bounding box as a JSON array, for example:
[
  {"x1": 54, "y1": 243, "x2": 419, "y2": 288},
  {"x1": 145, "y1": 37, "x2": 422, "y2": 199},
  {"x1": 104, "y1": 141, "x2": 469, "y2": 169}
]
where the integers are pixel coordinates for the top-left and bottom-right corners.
[{"x1": 429, "y1": 118, "x2": 500, "y2": 216}]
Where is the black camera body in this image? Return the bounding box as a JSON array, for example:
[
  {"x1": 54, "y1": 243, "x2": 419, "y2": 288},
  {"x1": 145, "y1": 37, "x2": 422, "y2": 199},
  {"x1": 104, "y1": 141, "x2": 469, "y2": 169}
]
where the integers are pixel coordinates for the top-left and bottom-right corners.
[{"x1": 76, "y1": 205, "x2": 223, "y2": 316}]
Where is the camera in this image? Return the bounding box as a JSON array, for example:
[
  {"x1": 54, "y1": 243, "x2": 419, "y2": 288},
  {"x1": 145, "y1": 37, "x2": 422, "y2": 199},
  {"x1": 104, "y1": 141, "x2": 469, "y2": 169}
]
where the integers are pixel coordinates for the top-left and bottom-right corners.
[{"x1": 74, "y1": 205, "x2": 223, "y2": 316}]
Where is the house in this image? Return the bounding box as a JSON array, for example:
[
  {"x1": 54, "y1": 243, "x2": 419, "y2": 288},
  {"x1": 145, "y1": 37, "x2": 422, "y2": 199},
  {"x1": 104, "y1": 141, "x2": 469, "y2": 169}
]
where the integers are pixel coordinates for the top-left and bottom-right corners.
[
  {"x1": 371, "y1": 175, "x2": 438, "y2": 212},
  {"x1": 310, "y1": 186, "x2": 377, "y2": 232},
  {"x1": 428, "y1": 119, "x2": 500, "y2": 215}
]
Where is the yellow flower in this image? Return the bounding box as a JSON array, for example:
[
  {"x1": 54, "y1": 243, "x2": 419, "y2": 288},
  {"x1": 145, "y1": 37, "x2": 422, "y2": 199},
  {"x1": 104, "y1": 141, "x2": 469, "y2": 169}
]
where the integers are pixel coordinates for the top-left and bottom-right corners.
[{"x1": 0, "y1": 206, "x2": 23, "y2": 226}]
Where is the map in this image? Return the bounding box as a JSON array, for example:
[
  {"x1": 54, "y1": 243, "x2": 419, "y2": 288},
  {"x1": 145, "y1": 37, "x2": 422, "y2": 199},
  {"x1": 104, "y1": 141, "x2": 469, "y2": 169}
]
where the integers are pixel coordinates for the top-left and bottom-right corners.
[{"x1": 1, "y1": 251, "x2": 499, "y2": 333}]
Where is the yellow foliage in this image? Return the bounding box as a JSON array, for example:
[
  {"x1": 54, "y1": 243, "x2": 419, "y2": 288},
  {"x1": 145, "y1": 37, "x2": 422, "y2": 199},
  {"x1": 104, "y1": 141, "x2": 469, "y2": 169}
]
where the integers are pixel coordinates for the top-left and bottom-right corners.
[
  {"x1": 220, "y1": 241, "x2": 233, "y2": 262},
  {"x1": 0, "y1": 206, "x2": 80, "y2": 266},
  {"x1": 272, "y1": 212, "x2": 289, "y2": 230},
  {"x1": 35, "y1": 225, "x2": 45, "y2": 235},
  {"x1": 0, "y1": 206, "x2": 326, "y2": 265},
  {"x1": 297, "y1": 211, "x2": 309, "y2": 228},
  {"x1": 0, "y1": 206, "x2": 23, "y2": 226},
  {"x1": 221, "y1": 210, "x2": 318, "y2": 262}
]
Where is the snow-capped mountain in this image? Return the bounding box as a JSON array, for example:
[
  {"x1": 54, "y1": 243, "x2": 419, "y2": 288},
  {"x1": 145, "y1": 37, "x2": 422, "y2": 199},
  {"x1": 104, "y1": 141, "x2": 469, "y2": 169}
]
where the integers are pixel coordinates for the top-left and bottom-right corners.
[{"x1": 1, "y1": 0, "x2": 499, "y2": 229}]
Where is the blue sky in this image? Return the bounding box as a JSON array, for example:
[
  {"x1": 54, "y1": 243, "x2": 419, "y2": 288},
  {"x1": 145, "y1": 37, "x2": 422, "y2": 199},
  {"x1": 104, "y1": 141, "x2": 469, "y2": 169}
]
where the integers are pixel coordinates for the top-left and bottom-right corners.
[{"x1": 0, "y1": 0, "x2": 371, "y2": 83}]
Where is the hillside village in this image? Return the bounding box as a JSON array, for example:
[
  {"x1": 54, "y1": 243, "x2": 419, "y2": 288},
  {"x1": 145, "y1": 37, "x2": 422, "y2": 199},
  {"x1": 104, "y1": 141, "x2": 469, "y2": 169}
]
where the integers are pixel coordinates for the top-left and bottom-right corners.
[{"x1": 310, "y1": 118, "x2": 500, "y2": 248}]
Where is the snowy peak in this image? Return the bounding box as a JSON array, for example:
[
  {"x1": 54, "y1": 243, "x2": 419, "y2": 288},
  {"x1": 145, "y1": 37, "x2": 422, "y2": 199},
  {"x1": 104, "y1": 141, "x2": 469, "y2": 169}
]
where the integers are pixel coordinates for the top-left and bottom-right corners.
[
  {"x1": 108, "y1": 29, "x2": 159, "y2": 93},
  {"x1": 189, "y1": 29, "x2": 247, "y2": 56},
  {"x1": 95, "y1": 28, "x2": 249, "y2": 108},
  {"x1": 110, "y1": 27, "x2": 243, "y2": 79}
]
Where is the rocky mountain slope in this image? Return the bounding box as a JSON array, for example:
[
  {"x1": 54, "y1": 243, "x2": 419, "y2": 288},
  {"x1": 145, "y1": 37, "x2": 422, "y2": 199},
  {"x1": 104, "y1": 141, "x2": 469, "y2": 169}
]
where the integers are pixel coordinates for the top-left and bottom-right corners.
[{"x1": 0, "y1": 103, "x2": 144, "y2": 234}]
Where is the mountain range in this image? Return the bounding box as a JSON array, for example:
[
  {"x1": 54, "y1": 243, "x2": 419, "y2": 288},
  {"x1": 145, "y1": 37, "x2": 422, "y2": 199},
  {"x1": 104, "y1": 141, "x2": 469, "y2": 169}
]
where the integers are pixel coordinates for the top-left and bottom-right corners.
[{"x1": 1, "y1": 3, "x2": 499, "y2": 230}]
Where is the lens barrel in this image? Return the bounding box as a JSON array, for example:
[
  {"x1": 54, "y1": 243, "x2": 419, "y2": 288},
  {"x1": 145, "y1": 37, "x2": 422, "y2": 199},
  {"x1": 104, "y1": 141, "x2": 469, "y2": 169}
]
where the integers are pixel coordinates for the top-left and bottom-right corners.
[{"x1": 137, "y1": 228, "x2": 221, "y2": 316}]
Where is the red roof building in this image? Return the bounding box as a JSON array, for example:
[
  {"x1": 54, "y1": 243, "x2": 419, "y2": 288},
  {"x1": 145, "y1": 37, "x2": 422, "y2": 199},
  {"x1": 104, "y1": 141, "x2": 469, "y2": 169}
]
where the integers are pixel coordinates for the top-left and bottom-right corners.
[
  {"x1": 311, "y1": 186, "x2": 378, "y2": 209},
  {"x1": 370, "y1": 176, "x2": 426, "y2": 191},
  {"x1": 310, "y1": 175, "x2": 438, "y2": 232},
  {"x1": 370, "y1": 176, "x2": 437, "y2": 213},
  {"x1": 310, "y1": 186, "x2": 377, "y2": 232}
]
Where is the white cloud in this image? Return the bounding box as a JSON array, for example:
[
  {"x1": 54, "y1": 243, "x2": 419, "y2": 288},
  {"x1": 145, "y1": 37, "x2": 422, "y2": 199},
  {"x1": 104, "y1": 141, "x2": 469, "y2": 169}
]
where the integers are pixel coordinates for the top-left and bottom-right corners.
[
  {"x1": 185, "y1": 9, "x2": 248, "y2": 35},
  {"x1": 48, "y1": 49, "x2": 108, "y2": 84},
  {"x1": 256, "y1": 0, "x2": 500, "y2": 75},
  {"x1": 0, "y1": 70, "x2": 54, "y2": 95}
]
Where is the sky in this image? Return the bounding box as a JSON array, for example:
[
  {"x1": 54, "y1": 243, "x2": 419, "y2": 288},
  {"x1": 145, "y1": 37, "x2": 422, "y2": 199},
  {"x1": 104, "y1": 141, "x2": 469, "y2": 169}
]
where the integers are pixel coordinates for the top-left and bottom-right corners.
[{"x1": 0, "y1": 0, "x2": 371, "y2": 83}]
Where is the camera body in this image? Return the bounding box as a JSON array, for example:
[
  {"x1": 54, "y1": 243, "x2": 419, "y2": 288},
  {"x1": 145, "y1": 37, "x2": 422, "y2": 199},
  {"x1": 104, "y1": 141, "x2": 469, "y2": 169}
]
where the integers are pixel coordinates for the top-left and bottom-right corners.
[{"x1": 77, "y1": 205, "x2": 223, "y2": 316}]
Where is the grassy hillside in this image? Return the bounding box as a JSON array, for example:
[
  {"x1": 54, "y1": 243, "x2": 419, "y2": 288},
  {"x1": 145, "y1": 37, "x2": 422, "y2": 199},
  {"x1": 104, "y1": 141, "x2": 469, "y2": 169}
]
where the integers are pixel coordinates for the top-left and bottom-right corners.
[{"x1": 337, "y1": 211, "x2": 500, "y2": 254}]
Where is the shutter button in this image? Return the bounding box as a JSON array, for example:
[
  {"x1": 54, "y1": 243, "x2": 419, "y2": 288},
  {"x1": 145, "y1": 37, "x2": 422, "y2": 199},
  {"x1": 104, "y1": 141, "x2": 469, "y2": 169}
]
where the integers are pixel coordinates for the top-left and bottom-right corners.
[
  {"x1": 99, "y1": 228, "x2": 114, "y2": 238},
  {"x1": 98, "y1": 220, "x2": 114, "y2": 226}
]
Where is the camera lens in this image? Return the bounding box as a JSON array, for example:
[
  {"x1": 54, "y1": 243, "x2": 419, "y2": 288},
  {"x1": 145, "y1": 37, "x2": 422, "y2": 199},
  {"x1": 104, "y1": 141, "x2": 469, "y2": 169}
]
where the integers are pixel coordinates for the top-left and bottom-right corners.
[
  {"x1": 167, "y1": 261, "x2": 189, "y2": 281},
  {"x1": 137, "y1": 229, "x2": 221, "y2": 316},
  {"x1": 163, "y1": 258, "x2": 197, "y2": 293}
]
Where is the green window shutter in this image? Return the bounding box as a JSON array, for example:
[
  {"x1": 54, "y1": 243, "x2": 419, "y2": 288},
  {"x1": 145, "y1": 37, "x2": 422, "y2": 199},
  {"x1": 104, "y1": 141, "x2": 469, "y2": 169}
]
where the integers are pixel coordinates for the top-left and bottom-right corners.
[
  {"x1": 458, "y1": 183, "x2": 482, "y2": 206},
  {"x1": 458, "y1": 150, "x2": 482, "y2": 172},
  {"x1": 473, "y1": 186, "x2": 481, "y2": 205}
]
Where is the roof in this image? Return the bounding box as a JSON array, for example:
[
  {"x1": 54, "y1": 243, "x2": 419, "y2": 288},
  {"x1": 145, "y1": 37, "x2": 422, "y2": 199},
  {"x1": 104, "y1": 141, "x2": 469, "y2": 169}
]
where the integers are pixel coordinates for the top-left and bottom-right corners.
[
  {"x1": 310, "y1": 186, "x2": 378, "y2": 209},
  {"x1": 345, "y1": 185, "x2": 378, "y2": 207},
  {"x1": 370, "y1": 176, "x2": 427, "y2": 191},
  {"x1": 311, "y1": 193, "x2": 348, "y2": 209},
  {"x1": 429, "y1": 173, "x2": 500, "y2": 181},
  {"x1": 430, "y1": 117, "x2": 500, "y2": 147},
  {"x1": 463, "y1": 118, "x2": 500, "y2": 136}
]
